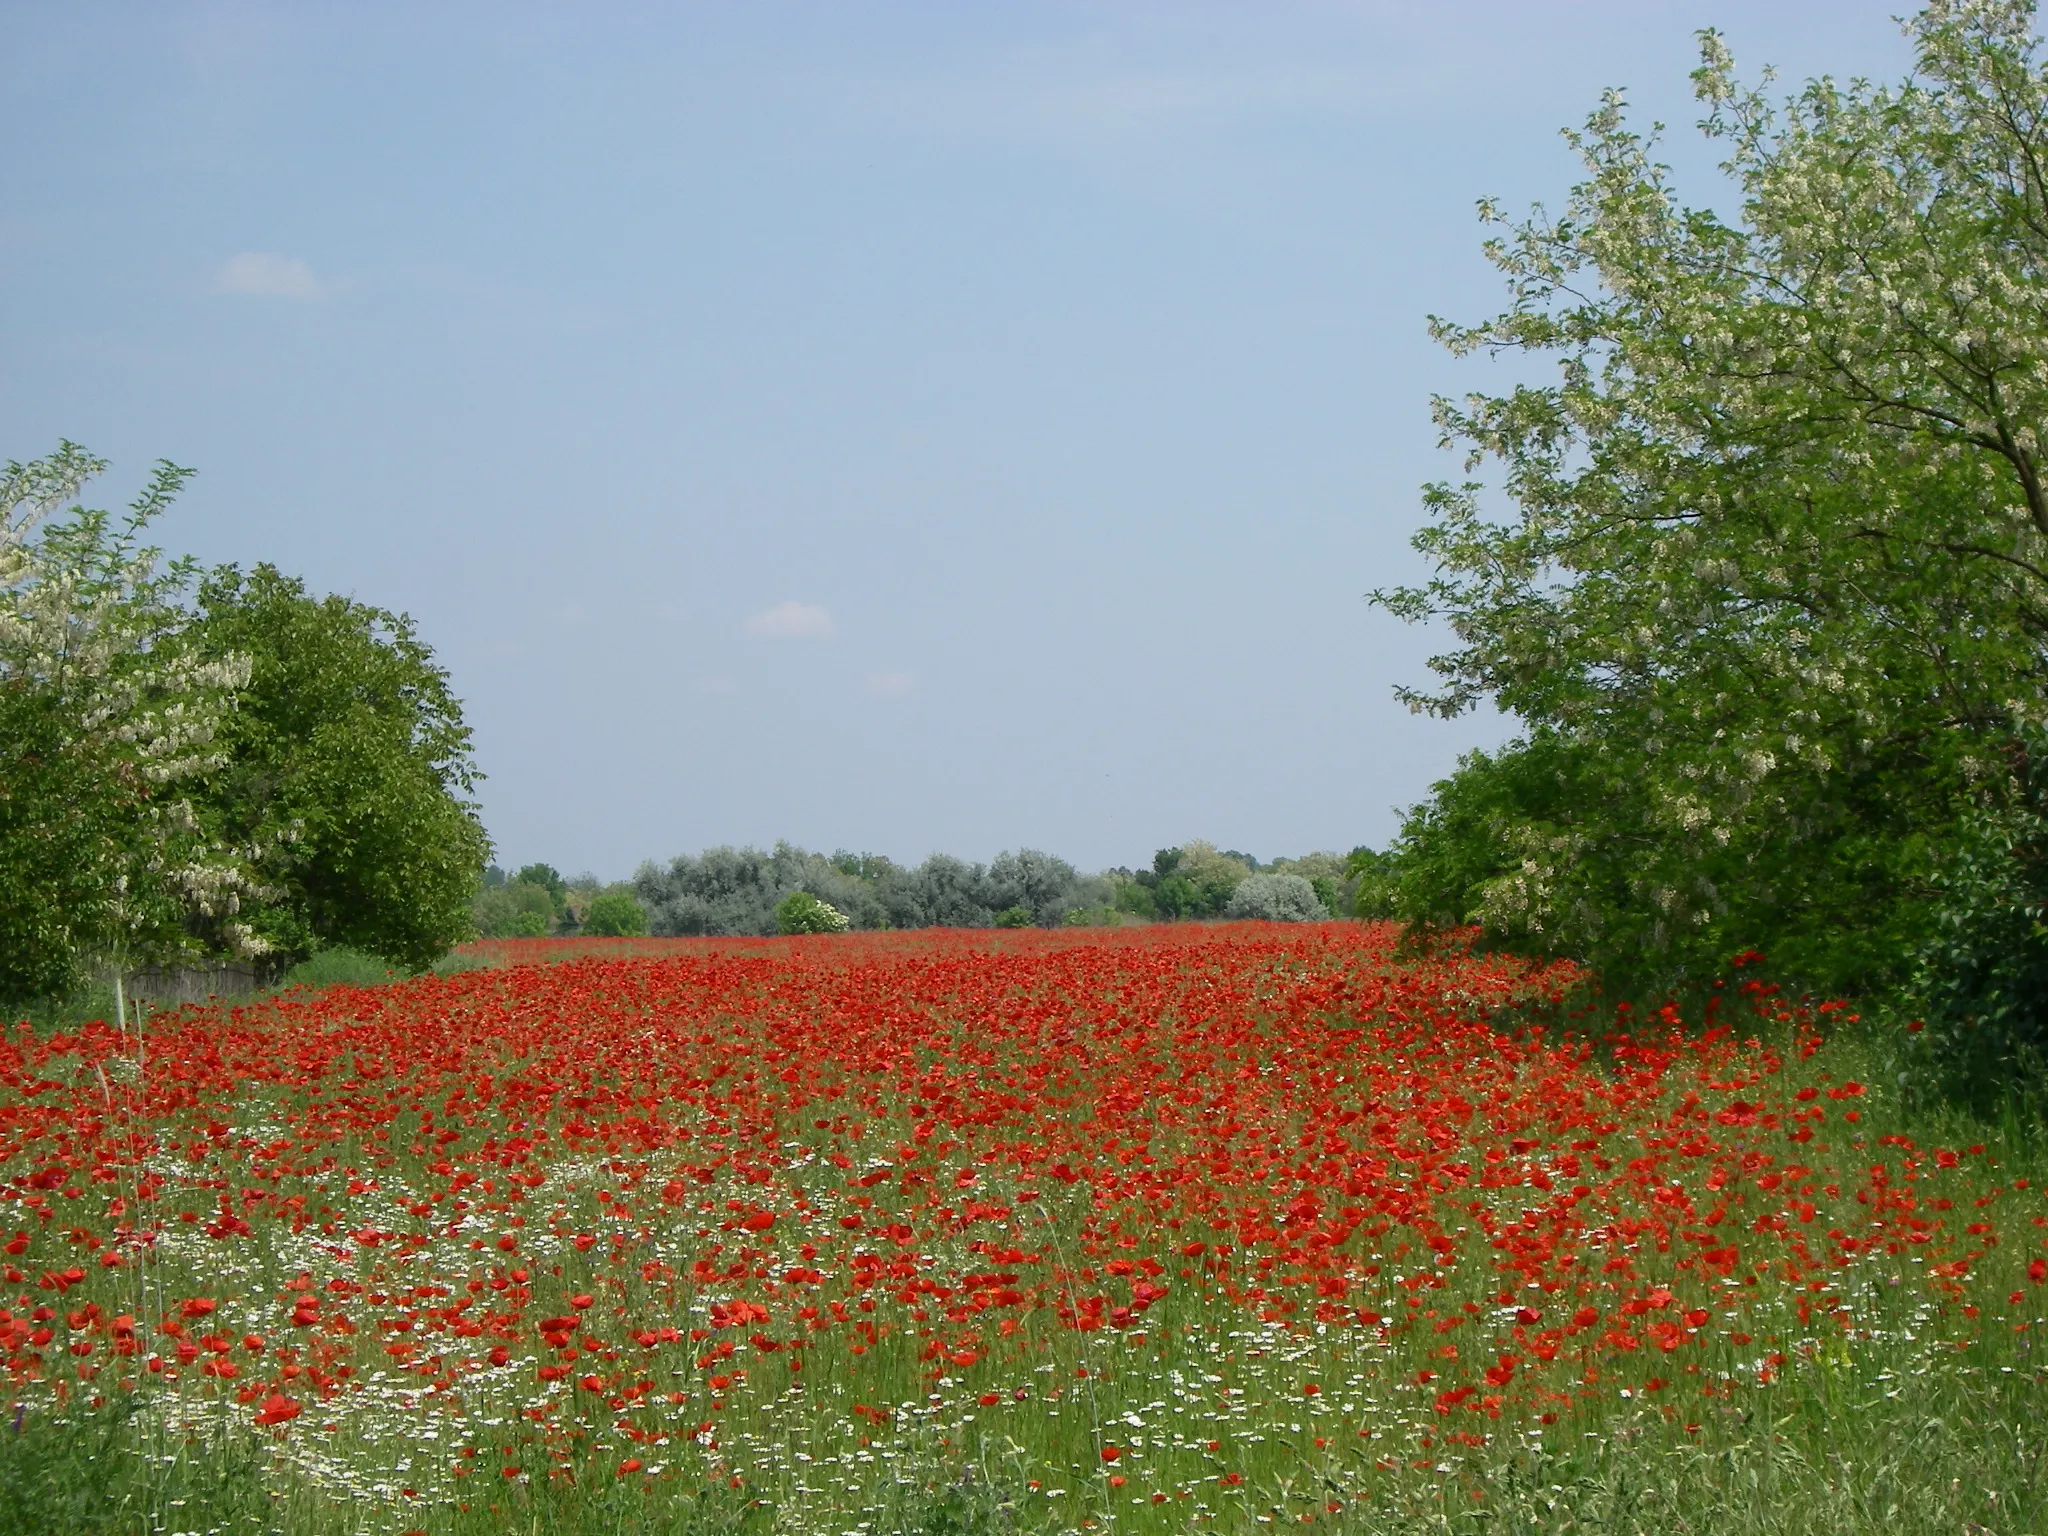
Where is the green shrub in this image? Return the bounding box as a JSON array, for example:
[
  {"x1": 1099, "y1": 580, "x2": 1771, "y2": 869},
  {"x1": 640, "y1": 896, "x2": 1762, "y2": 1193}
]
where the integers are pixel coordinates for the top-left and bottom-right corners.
[
  {"x1": 583, "y1": 890, "x2": 649, "y2": 937},
  {"x1": 1347, "y1": 846, "x2": 1400, "y2": 919},
  {"x1": 514, "y1": 862, "x2": 567, "y2": 908},
  {"x1": 473, "y1": 877, "x2": 556, "y2": 937},
  {"x1": 992, "y1": 905, "x2": 1034, "y2": 929},
  {"x1": 282, "y1": 946, "x2": 402, "y2": 989},
  {"x1": 775, "y1": 891, "x2": 849, "y2": 935},
  {"x1": 1906, "y1": 733, "x2": 2048, "y2": 1114},
  {"x1": 1060, "y1": 905, "x2": 1125, "y2": 927},
  {"x1": 1110, "y1": 876, "x2": 1159, "y2": 920},
  {"x1": 1224, "y1": 872, "x2": 1329, "y2": 922},
  {"x1": 0, "y1": 1398, "x2": 271, "y2": 1536}
]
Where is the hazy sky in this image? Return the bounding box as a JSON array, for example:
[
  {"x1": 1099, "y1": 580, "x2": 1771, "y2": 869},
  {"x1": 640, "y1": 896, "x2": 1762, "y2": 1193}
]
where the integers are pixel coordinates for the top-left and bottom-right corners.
[{"x1": 2, "y1": 1, "x2": 1914, "y2": 877}]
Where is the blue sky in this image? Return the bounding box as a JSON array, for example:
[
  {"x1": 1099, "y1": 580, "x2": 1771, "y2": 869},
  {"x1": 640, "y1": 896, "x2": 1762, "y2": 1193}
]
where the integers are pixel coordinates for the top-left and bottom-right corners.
[{"x1": 1, "y1": 1, "x2": 1913, "y2": 877}]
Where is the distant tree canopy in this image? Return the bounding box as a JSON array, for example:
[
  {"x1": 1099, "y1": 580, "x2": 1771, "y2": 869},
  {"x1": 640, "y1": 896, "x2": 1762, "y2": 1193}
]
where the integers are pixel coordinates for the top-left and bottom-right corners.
[
  {"x1": 472, "y1": 874, "x2": 557, "y2": 938},
  {"x1": 515, "y1": 864, "x2": 567, "y2": 909},
  {"x1": 631, "y1": 844, "x2": 1118, "y2": 937},
  {"x1": 1108, "y1": 842, "x2": 1260, "y2": 921},
  {"x1": 620, "y1": 839, "x2": 1367, "y2": 938}
]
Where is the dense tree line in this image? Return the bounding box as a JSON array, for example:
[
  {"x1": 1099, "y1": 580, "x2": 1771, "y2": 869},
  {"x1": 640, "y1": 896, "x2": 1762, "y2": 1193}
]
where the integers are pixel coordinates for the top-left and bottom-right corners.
[
  {"x1": 469, "y1": 841, "x2": 1360, "y2": 940},
  {"x1": 632, "y1": 845, "x2": 1111, "y2": 936},
  {"x1": 471, "y1": 863, "x2": 648, "y2": 939},
  {"x1": 1368, "y1": 1, "x2": 2048, "y2": 1107}
]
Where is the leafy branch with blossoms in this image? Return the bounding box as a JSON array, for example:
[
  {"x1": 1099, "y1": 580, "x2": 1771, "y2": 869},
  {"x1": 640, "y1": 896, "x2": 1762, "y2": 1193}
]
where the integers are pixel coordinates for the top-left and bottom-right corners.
[
  {"x1": 0, "y1": 444, "x2": 270, "y2": 1001},
  {"x1": 1372, "y1": 2, "x2": 2048, "y2": 1060}
]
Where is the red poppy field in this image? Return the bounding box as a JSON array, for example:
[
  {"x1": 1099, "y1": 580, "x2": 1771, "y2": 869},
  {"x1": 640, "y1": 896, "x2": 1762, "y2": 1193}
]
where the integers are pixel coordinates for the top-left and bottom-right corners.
[{"x1": 3, "y1": 924, "x2": 2045, "y2": 1533}]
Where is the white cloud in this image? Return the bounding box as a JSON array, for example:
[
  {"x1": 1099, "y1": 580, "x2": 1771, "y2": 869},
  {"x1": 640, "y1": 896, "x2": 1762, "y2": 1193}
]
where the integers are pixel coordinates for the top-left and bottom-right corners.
[
  {"x1": 745, "y1": 600, "x2": 835, "y2": 639},
  {"x1": 214, "y1": 252, "x2": 324, "y2": 299},
  {"x1": 865, "y1": 670, "x2": 915, "y2": 698}
]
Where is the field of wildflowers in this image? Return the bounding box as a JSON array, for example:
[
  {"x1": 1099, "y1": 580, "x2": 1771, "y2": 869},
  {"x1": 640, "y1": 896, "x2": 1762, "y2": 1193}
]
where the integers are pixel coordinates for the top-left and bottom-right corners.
[{"x1": 3, "y1": 924, "x2": 2044, "y2": 1534}]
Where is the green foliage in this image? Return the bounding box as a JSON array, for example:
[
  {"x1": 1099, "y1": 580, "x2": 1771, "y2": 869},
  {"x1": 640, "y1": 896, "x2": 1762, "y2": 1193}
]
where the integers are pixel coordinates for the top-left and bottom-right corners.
[
  {"x1": 1905, "y1": 727, "x2": 2048, "y2": 1115},
  {"x1": 581, "y1": 889, "x2": 648, "y2": 937},
  {"x1": 1175, "y1": 841, "x2": 1252, "y2": 915},
  {"x1": 636, "y1": 840, "x2": 1361, "y2": 936},
  {"x1": 1109, "y1": 874, "x2": 1159, "y2": 920},
  {"x1": 1060, "y1": 904, "x2": 1126, "y2": 927},
  {"x1": 1224, "y1": 872, "x2": 1330, "y2": 922},
  {"x1": 775, "y1": 890, "x2": 849, "y2": 935},
  {"x1": 1381, "y1": 734, "x2": 1594, "y2": 935},
  {"x1": 283, "y1": 945, "x2": 403, "y2": 990},
  {"x1": 7, "y1": 977, "x2": 119, "y2": 1033},
  {"x1": 0, "y1": 446, "x2": 257, "y2": 1006},
  {"x1": 0, "y1": 1398, "x2": 272, "y2": 1536},
  {"x1": 183, "y1": 564, "x2": 490, "y2": 971},
  {"x1": 1371, "y1": 6, "x2": 2048, "y2": 1056},
  {"x1": 1346, "y1": 846, "x2": 1400, "y2": 920},
  {"x1": 0, "y1": 682, "x2": 128, "y2": 1002},
  {"x1": 1263, "y1": 851, "x2": 1355, "y2": 919},
  {"x1": 830, "y1": 849, "x2": 896, "y2": 881},
  {"x1": 1380, "y1": 731, "x2": 1942, "y2": 997},
  {"x1": 987, "y1": 847, "x2": 1107, "y2": 926},
  {"x1": 1111, "y1": 843, "x2": 1252, "y2": 922},
  {"x1": 516, "y1": 862, "x2": 567, "y2": 907},
  {"x1": 473, "y1": 877, "x2": 558, "y2": 938}
]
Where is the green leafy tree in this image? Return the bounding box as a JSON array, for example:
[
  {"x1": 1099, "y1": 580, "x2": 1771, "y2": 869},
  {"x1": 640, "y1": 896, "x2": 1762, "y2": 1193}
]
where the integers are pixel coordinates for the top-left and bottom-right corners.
[
  {"x1": 0, "y1": 447, "x2": 257, "y2": 1005},
  {"x1": 1265, "y1": 851, "x2": 1353, "y2": 917},
  {"x1": 1175, "y1": 841, "x2": 1252, "y2": 918},
  {"x1": 582, "y1": 890, "x2": 648, "y2": 937},
  {"x1": 1109, "y1": 872, "x2": 1160, "y2": 920},
  {"x1": 515, "y1": 864, "x2": 567, "y2": 911},
  {"x1": 182, "y1": 565, "x2": 489, "y2": 971},
  {"x1": 472, "y1": 879, "x2": 556, "y2": 939},
  {"x1": 1136, "y1": 848, "x2": 1194, "y2": 919},
  {"x1": 1346, "y1": 847, "x2": 1400, "y2": 921},
  {"x1": 1375, "y1": 2, "x2": 2048, "y2": 1007}
]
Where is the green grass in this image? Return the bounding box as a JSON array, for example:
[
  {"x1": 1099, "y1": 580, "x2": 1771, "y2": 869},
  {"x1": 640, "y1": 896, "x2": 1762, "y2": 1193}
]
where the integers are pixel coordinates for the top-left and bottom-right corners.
[
  {"x1": 0, "y1": 1396, "x2": 274, "y2": 1535},
  {"x1": 9, "y1": 947, "x2": 504, "y2": 1035},
  {"x1": 280, "y1": 947, "x2": 406, "y2": 991},
  {"x1": 11, "y1": 1335, "x2": 2044, "y2": 1536}
]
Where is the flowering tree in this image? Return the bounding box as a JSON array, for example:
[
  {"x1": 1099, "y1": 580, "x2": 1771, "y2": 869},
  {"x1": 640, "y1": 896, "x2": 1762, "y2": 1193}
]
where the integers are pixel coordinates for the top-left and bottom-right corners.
[
  {"x1": 1377, "y1": 3, "x2": 2048, "y2": 1009},
  {"x1": 0, "y1": 445, "x2": 260, "y2": 1003}
]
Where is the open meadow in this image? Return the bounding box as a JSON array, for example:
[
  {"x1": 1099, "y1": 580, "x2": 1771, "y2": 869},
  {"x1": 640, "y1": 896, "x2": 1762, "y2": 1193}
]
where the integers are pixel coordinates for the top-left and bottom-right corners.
[{"x1": 2, "y1": 924, "x2": 2044, "y2": 1534}]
